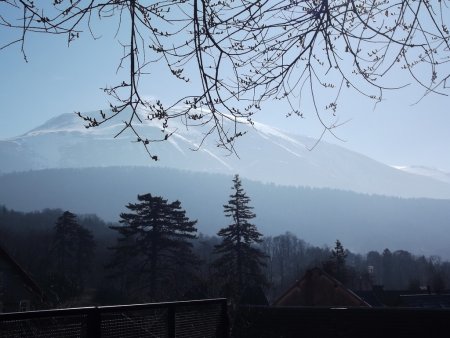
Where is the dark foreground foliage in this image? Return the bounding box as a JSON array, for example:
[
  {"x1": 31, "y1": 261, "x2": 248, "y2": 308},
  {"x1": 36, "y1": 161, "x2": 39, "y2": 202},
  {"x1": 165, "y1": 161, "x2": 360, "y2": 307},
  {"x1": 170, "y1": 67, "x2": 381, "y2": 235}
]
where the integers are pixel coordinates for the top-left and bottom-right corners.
[{"x1": 1, "y1": 204, "x2": 450, "y2": 308}]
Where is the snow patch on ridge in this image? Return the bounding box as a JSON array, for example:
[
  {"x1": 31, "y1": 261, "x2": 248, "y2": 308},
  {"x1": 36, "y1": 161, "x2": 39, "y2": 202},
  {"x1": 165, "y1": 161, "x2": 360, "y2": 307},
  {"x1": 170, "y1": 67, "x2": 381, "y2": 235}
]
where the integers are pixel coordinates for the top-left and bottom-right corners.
[
  {"x1": 392, "y1": 165, "x2": 450, "y2": 184},
  {"x1": 201, "y1": 148, "x2": 234, "y2": 171},
  {"x1": 271, "y1": 140, "x2": 304, "y2": 158},
  {"x1": 252, "y1": 120, "x2": 306, "y2": 149},
  {"x1": 2, "y1": 109, "x2": 450, "y2": 200}
]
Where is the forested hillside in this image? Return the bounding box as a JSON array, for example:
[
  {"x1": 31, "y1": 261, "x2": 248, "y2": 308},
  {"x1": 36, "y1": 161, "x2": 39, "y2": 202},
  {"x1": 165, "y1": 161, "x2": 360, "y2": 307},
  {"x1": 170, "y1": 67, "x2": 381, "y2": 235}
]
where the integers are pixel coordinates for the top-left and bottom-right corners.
[
  {"x1": 1, "y1": 206, "x2": 449, "y2": 306},
  {"x1": 1, "y1": 167, "x2": 450, "y2": 257}
]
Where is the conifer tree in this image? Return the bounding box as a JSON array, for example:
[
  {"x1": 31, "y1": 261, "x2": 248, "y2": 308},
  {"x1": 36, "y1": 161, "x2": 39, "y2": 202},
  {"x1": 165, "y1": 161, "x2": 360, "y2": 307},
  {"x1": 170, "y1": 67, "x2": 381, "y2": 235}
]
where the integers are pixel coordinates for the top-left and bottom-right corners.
[
  {"x1": 50, "y1": 211, "x2": 95, "y2": 302},
  {"x1": 109, "y1": 194, "x2": 198, "y2": 301},
  {"x1": 213, "y1": 175, "x2": 266, "y2": 301},
  {"x1": 327, "y1": 239, "x2": 348, "y2": 283}
]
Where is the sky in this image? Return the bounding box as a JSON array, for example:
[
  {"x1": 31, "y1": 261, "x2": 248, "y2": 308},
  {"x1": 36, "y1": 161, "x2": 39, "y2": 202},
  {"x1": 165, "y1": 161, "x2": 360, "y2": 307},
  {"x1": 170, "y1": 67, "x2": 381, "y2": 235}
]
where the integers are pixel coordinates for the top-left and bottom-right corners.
[{"x1": 1, "y1": 4, "x2": 449, "y2": 172}]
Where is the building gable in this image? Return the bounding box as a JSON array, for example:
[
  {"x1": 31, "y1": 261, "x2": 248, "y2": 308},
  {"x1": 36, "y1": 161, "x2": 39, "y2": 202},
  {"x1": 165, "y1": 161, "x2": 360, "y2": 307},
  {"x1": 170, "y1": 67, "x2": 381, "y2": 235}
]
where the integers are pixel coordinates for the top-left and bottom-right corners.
[{"x1": 274, "y1": 267, "x2": 370, "y2": 307}]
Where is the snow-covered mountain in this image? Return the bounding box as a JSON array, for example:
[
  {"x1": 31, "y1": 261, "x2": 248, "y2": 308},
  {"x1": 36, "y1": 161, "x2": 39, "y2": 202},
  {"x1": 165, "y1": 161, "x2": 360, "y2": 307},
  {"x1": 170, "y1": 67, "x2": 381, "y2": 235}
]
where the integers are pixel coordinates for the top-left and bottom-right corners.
[
  {"x1": 1, "y1": 110, "x2": 450, "y2": 199},
  {"x1": 392, "y1": 165, "x2": 450, "y2": 185}
]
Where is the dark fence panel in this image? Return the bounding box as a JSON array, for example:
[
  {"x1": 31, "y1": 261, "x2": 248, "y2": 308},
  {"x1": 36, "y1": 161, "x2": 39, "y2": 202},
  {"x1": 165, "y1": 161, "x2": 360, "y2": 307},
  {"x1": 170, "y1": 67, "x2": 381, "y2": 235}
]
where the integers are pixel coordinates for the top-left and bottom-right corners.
[
  {"x1": 233, "y1": 306, "x2": 450, "y2": 338},
  {"x1": 0, "y1": 298, "x2": 228, "y2": 338},
  {"x1": 100, "y1": 306, "x2": 168, "y2": 338}
]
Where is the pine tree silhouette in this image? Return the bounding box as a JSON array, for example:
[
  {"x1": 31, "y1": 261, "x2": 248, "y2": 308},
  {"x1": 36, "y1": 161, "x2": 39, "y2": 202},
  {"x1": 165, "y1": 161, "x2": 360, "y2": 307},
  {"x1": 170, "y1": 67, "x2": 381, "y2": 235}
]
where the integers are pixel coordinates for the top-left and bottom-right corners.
[
  {"x1": 109, "y1": 194, "x2": 198, "y2": 300},
  {"x1": 50, "y1": 211, "x2": 95, "y2": 302},
  {"x1": 213, "y1": 175, "x2": 267, "y2": 302}
]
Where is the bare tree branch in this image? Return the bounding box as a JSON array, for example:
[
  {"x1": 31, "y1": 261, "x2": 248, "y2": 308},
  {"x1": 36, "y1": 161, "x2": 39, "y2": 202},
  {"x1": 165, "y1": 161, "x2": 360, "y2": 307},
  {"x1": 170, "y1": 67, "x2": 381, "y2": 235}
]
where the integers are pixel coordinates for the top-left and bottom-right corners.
[{"x1": 1, "y1": 0, "x2": 449, "y2": 159}]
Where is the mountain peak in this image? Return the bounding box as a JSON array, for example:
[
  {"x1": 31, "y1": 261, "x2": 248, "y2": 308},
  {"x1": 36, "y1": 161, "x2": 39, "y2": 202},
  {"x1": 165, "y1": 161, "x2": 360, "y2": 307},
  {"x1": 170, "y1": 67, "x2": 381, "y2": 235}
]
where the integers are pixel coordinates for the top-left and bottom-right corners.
[
  {"x1": 26, "y1": 113, "x2": 85, "y2": 135},
  {"x1": 1, "y1": 111, "x2": 450, "y2": 199}
]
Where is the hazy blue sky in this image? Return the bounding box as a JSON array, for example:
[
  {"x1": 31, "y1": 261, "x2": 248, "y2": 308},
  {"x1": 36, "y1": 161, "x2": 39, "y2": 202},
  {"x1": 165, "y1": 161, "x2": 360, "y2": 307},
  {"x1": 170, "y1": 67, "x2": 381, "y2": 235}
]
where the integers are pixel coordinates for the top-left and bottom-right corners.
[{"x1": 1, "y1": 6, "x2": 449, "y2": 171}]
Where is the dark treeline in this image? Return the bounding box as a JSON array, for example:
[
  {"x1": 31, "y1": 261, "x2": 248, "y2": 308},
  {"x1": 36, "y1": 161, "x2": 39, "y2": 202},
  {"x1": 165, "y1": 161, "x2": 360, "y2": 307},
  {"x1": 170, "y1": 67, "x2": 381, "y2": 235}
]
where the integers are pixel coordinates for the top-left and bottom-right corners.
[
  {"x1": 1, "y1": 194, "x2": 450, "y2": 307},
  {"x1": 2, "y1": 167, "x2": 450, "y2": 259},
  {"x1": 262, "y1": 233, "x2": 450, "y2": 301},
  {"x1": 0, "y1": 206, "x2": 115, "y2": 306}
]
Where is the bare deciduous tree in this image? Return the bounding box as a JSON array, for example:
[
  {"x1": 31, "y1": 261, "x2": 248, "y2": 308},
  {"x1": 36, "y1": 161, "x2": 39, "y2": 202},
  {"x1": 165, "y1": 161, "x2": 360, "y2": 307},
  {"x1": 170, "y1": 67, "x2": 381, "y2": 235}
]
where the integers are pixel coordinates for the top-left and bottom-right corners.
[{"x1": 1, "y1": 0, "x2": 449, "y2": 159}]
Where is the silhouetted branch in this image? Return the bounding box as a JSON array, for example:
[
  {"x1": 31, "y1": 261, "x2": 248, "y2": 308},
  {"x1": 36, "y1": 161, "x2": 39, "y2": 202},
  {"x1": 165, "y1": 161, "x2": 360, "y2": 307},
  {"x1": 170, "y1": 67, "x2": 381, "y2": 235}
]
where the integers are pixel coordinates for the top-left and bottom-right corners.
[{"x1": 1, "y1": 0, "x2": 449, "y2": 159}]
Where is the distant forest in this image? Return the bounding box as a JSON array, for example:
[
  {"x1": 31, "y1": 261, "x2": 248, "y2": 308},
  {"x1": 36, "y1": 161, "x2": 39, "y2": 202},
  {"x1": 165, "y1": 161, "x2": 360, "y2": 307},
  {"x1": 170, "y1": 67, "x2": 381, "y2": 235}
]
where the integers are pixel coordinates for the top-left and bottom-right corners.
[
  {"x1": 1, "y1": 203, "x2": 449, "y2": 307},
  {"x1": 1, "y1": 167, "x2": 450, "y2": 258}
]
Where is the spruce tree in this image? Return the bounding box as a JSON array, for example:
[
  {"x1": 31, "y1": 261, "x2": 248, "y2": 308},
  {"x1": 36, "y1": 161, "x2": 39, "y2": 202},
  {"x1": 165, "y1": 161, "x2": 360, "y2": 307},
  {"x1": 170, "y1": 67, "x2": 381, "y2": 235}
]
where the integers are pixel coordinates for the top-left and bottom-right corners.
[
  {"x1": 50, "y1": 211, "x2": 95, "y2": 302},
  {"x1": 109, "y1": 194, "x2": 198, "y2": 301},
  {"x1": 213, "y1": 175, "x2": 266, "y2": 301},
  {"x1": 327, "y1": 239, "x2": 348, "y2": 283}
]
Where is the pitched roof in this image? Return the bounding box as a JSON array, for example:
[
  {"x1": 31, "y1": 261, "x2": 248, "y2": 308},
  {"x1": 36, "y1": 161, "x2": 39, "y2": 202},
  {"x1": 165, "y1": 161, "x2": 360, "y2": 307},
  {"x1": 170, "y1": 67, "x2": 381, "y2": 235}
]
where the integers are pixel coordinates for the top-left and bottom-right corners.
[
  {"x1": 400, "y1": 294, "x2": 450, "y2": 309},
  {"x1": 0, "y1": 243, "x2": 45, "y2": 301},
  {"x1": 355, "y1": 286, "x2": 450, "y2": 308},
  {"x1": 273, "y1": 267, "x2": 370, "y2": 307}
]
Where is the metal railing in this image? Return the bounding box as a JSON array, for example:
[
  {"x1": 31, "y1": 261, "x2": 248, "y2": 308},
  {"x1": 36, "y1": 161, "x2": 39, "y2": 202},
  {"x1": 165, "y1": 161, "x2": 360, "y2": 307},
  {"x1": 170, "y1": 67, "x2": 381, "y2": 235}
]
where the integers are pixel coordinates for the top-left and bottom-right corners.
[
  {"x1": 0, "y1": 298, "x2": 229, "y2": 338},
  {"x1": 233, "y1": 305, "x2": 450, "y2": 337}
]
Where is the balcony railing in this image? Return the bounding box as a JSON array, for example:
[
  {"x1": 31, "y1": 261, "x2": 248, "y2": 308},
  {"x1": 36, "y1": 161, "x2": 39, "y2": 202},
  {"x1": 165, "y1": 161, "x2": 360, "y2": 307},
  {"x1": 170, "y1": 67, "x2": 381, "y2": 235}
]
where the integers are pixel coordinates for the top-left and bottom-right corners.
[
  {"x1": 0, "y1": 298, "x2": 229, "y2": 337},
  {"x1": 233, "y1": 305, "x2": 450, "y2": 337}
]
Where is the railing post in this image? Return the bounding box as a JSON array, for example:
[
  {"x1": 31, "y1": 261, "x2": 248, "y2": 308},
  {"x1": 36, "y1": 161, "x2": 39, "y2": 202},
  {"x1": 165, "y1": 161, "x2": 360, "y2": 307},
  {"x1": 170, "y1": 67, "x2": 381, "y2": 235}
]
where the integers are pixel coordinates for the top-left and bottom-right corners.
[
  {"x1": 219, "y1": 299, "x2": 230, "y2": 338},
  {"x1": 86, "y1": 307, "x2": 101, "y2": 338},
  {"x1": 168, "y1": 303, "x2": 175, "y2": 338}
]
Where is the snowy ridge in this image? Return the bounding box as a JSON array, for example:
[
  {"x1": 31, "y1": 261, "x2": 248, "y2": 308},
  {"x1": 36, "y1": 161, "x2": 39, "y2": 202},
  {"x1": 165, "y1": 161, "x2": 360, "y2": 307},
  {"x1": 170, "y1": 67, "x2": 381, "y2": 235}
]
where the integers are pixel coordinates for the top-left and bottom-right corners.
[
  {"x1": 1, "y1": 110, "x2": 450, "y2": 199},
  {"x1": 392, "y1": 165, "x2": 450, "y2": 184}
]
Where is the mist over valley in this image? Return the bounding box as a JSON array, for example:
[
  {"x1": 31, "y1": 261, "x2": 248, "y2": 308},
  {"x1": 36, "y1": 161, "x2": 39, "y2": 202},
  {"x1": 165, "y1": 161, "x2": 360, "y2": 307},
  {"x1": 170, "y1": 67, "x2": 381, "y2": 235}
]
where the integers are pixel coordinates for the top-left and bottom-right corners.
[{"x1": 1, "y1": 112, "x2": 450, "y2": 258}]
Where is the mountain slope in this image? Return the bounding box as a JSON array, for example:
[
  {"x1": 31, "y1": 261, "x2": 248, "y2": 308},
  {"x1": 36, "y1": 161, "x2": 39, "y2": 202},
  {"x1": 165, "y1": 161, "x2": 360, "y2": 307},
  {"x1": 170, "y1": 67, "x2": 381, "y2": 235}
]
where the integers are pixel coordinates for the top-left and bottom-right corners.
[
  {"x1": 1, "y1": 111, "x2": 449, "y2": 199},
  {"x1": 392, "y1": 165, "x2": 450, "y2": 184},
  {"x1": 1, "y1": 167, "x2": 450, "y2": 258}
]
